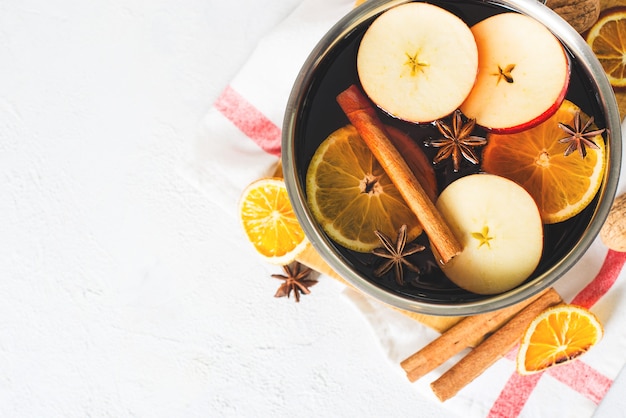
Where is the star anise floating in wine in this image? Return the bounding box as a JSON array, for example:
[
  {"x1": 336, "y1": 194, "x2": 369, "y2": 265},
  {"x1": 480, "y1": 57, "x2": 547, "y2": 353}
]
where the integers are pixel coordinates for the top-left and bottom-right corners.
[
  {"x1": 558, "y1": 109, "x2": 605, "y2": 158},
  {"x1": 272, "y1": 262, "x2": 317, "y2": 302},
  {"x1": 372, "y1": 224, "x2": 425, "y2": 286},
  {"x1": 427, "y1": 110, "x2": 487, "y2": 172}
]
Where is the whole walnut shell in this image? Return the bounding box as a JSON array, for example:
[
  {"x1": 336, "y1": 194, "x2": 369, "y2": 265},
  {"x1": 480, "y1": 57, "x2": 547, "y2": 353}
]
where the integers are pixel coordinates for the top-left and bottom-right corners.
[
  {"x1": 545, "y1": 0, "x2": 601, "y2": 33},
  {"x1": 601, "y1": 194, "x2": 626, "y2": 252}
]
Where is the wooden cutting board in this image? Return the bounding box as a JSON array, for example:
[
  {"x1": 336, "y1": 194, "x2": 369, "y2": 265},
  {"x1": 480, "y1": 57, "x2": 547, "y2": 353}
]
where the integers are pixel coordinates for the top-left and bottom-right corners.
[{"x1": 296, "y1": 244, "x2": 463, "y2": 333}]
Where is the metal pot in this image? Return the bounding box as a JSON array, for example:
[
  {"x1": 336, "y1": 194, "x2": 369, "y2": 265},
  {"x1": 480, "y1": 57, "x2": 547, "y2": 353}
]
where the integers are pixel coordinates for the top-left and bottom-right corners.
[{"x1": 282, "y1": 0, "x2": 622, "y2": 316}]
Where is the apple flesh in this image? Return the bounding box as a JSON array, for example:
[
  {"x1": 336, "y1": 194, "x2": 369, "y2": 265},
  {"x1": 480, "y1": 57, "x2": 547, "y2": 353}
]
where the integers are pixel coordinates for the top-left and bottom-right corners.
[
  {"x1": 356, "y1": 3, "x2": 478, "y2": 123},
  {"x1": 459, "y1": 13, "x2": 570, "y2": 133},
  {"x1": 435, "y1": 174, "x2": 543, "y2": 295}
]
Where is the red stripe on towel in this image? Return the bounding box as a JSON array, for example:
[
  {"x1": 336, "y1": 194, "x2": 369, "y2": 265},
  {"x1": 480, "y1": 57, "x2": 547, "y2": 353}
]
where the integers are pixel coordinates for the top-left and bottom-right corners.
[
  {"x1": 488, "y1": 249, "x2": 626, "y2": 417},
  {"x1": 487, "y1": 372, "x2": 542, "y2": 418},
  {"x1": 487, "y1": 362, "x2": 612, "y2": 418},
  {"x1": 547, "y1": 360, "x2": 612, "y2": 404},
  {"x1": 571, "y1": 250, "x2": 626, "y2": 309},
  {"x1": 215, "y1": 85, "x2": 282, "y2": 156}
]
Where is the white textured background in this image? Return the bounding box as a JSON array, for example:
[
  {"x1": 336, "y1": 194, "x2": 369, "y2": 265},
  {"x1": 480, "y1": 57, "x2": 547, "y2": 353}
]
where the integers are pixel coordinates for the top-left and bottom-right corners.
[{"x1": 1, "y1": 0, "x2": 625, "y2": 416}]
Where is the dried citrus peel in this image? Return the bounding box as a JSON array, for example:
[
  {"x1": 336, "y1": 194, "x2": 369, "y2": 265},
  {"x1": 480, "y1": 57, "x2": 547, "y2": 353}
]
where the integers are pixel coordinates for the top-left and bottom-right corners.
[
  {"x1": 516, "y1": 304, "x2": 603, "y2": 375},
  {"x1": 239, "y1": 177, "x2": 309, "y2": 265}
]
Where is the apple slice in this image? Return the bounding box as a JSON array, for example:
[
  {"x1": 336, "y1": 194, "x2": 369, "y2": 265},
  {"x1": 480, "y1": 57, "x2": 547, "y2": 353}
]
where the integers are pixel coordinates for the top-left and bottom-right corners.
[
  {"x1": 435, "y1": 174, "x2": 543, "y2": 295},
  {"x1": 459, "y1": 12, "x2": 570, "y2": 133},
  {"x1": 356, "y1": 3, "x2": 478, "y2": 123}
]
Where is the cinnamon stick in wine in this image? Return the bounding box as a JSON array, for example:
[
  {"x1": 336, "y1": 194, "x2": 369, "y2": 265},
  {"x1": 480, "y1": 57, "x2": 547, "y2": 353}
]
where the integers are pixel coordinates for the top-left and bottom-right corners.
[
  {"x1": 430, "y1": 288, "x2": 563, "y2": 401},
  {"x1": 400, "y1": 288, "x2": 549, "y2": 382},
  {"x1": 336, "y1": 85, "x2": 462, "y2": 263}
]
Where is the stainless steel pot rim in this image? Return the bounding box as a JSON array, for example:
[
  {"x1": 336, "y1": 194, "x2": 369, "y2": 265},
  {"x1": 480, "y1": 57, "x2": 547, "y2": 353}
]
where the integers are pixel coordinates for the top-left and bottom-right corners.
[{"x1": 282, "y1": 0, "x2": 622, "y2": 316}]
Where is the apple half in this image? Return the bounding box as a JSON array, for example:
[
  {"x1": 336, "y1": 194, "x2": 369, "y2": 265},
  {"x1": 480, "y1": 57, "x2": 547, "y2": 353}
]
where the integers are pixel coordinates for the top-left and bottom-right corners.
[
  {"x1": 435, "y1": 174, "x2": 543, "y2": 295},
  {"x1": 356, "y1": 3, "x2": 478, "y2": 123},
  {"x1": 459, "y1": 13, "x2": 570, "y2": 133}
]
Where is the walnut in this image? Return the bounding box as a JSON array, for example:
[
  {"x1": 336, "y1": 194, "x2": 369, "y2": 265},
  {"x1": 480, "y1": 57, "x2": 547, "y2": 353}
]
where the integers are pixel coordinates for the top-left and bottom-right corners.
[
  {"x1": 545, "y1": 0, "x2": 601, "y2": 33},
  {"x1": 600, "y1": 193, "x2": 626, "y2": 252}
]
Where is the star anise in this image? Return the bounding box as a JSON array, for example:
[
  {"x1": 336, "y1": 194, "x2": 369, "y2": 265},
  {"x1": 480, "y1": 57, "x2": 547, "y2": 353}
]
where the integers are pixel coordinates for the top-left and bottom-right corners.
[
  {"x1": 372, "y1": 224, "x2": 425, "y2": 286},
  {"x1": 558, "y1": 110, "x2": 605, "y2": 158},
  {"x1": 427, "y1": 110, "x2": 487, "y2": 172},
  {"x1": 272, "y1": 262, "x2": 317, "y2": 302}
]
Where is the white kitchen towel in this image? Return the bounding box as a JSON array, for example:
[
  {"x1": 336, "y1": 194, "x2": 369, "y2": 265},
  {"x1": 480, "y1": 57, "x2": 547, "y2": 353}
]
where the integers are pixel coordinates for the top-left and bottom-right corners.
[{"x1": 182, "y1": 0, "x2": 626, "y2": 416}]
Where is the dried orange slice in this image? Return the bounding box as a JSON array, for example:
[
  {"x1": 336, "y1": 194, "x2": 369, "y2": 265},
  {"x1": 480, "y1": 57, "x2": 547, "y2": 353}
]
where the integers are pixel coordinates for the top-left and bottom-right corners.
[
  {"x1": 482, "y1": 100, "x2": 606, "y2": 224},
  {"x1": 239, "y1": 178, "x2": 308, "y2": 264},
  {"x1": 517, "y1": 304, "x2": 603, "y2": 375},
  {"x1": 586, "y1": 7, "x2": 626, "y2": 88},
  {"x1": 306, "y1": 124, "x2": 431, "y2": 252}
]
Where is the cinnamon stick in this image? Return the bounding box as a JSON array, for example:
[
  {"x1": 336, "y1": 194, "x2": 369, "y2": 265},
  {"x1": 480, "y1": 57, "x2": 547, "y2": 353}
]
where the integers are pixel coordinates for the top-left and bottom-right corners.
[
  {"x1": 400, "y1": 288, "x2": 549, "y2": 382},
  {"x1": 336, "y1": 85, "x2": 462, "y2": 264},
  {"x1": 430, "y1": 288, "x2": 563, "y2": 401}
]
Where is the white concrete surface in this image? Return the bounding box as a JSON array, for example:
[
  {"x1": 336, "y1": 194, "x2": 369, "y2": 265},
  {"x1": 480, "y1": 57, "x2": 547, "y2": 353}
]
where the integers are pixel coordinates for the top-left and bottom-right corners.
[{"x1": 1, "y1": 0, "x2": 625, "y2": 416}]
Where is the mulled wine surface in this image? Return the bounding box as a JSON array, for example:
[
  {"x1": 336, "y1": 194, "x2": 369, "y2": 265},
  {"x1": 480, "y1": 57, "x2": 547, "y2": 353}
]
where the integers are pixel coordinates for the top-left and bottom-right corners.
[{"x1": 294, "y1": 0, "x2": 606, "y2": 304}]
